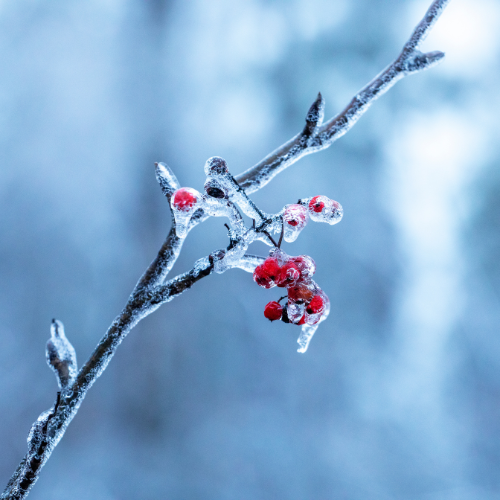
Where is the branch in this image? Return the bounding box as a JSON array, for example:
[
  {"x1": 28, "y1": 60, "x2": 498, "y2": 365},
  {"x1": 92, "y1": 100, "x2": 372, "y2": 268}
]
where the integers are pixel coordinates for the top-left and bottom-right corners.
[
  {"x1": 1, "y1": 253, "x2": 262, "y2": 499},
  {"x1": 234, "y1": 0, "x2": 450, "y2": 194},
  {"x1": 2, "y1": 1, "x2": 449, "y2": 497}
]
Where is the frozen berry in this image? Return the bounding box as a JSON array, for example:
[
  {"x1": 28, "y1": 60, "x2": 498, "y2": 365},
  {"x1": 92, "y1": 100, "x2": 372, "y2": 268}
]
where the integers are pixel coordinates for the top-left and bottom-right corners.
[
  {"x1": 309, "y1": 195, "x2": 326, "y2": 213},
  {"x1": 172, "y1": 188, "x2": 198, "y2": 212},
  {"x1": 264, "y1": 301, "x2": 283, "y2": 321},
  {"x1": 283, "y1": 204, "x2": 308, "y2": 227},
  {"x1": 306, "y1": 295, "x2": 325, "y2": 315},
  {"x1": 253, "y1": 257, "x2": 281, "y2": 289},
  {"x1": 290, "y1": 255, "x2": 316, "y2": 278},
  {"x1": 288, "y1": 284, "x2": 314, "y2": 304},
  {"x1": 276, "y1": 262, "x2": 300, "y2": 288}
]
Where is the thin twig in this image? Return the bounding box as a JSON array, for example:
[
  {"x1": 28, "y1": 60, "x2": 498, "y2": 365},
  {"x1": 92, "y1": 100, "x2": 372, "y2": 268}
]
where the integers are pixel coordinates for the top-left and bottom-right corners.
[{"x1": 234, "y1": 0, "x2": 449, "y2": 194}]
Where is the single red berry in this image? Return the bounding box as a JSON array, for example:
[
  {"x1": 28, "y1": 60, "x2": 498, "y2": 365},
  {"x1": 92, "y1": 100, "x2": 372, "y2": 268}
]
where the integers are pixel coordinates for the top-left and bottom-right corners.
[
  {"x1": 306, "y1": 295, "x2": 325, "y2": 315},
  {"x1": 253, "y1": 257, "x2": 281, "y2": 289},
  {"x1": 264, "y1": 301, "x2": 283, "y2": 321},
  {"x1": 290, "y1": 255, "x2": 316, "y2": 278},
  {"x1": 276, "y1": 262, "x2": 300, "y2": 288},
  {"x1": 288, "y1": 284, "x2": 314, "y2": 303},
  {"x1": 253, "y1": 265, "x2": 272, "y2": 288},
  {"x1": 261, "y1": 257, "x2": 281, "y2": 281},
  {"x1": 309, "y1": 196, "x2": 325, "y2": 213},
  {"x1": 173, "y1": 188, "x2": 198, "y2": 211}
]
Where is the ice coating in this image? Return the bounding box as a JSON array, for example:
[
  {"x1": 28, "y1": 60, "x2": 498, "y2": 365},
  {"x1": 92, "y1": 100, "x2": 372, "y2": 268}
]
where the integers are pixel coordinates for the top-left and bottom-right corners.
[
  {"x1": 192, "y1": 256, "x2": 211, "y2": 277},
  {"x1": 283, "y1": 204, "x2": 309, "y2": 242},
  {"x1": 287, "y1": 301, "x2": 305, "y2": 324},
  {"x1": 214, "y1": 237, "x2": 250, "y2": 274},
  {"x1": 202, "y1": 196, "x2": 246, "y2": 235},
  {"x1": 204, "y1": 177, "x2": 228, "y2": 199},
  {"x1": 46, "y1": 319, "x2": 77, "y2": 389},
  {"x1": 204, "y1": 156, "x2": 265, "y2": 223},
  {"x1": 171, "y1": 187, "x2": 202, "y2": 238},
  {"x1": 155, "y1": 162, "x2": 180, "y2": 199},
  {"x1": 305, "y1": 196, "x2": 343, "y2": 225},
  {"x1": 297, "y1": 294, "x2": 330, "y2": 353},
  {"x1": 290, "y1": 255, "x2": 316, "y2": 279}
]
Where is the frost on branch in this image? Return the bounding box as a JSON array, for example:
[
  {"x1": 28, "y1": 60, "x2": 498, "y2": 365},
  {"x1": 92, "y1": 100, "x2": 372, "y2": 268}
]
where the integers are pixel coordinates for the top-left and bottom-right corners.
[{"x1": 46, "y1": 319, "x2": 77, "y2": 390}]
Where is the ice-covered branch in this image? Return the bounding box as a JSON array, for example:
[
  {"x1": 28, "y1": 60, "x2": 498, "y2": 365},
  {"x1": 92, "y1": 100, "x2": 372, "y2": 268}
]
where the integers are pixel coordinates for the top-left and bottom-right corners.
[
  {"x1": 134, "y1": 163, "x2": 184, "y2": 295},
  {"x1": 2, "y1": 1, "x2": 450, "y2": 497},
  {"x1": 235, "y1": 0, "x2": 449, "y2": 194},
  {"x1": 1, "y1": 252, "x2": 262, "y2": 499}
]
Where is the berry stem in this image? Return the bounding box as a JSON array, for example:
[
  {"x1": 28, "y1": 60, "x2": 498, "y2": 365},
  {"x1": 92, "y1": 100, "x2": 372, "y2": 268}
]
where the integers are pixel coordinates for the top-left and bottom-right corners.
[
  {"x1": 262, "y1": 230, "x2": 278, "y2": 248},
  {"x1": 277, "y1": 219, "x2": 284, "y2": 248}
]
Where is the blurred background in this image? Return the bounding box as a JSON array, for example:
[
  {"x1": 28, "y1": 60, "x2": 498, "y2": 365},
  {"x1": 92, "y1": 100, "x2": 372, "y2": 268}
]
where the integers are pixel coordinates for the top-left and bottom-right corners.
[{"x1": 1, "y1": 0, "x2": 499, "y2": 498}]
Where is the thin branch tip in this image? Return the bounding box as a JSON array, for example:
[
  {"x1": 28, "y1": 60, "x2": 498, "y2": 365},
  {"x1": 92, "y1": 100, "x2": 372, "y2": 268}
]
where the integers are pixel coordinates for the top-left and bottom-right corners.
[
  {"x1": 46, "y1": 319, "x2": 77, "y2": 390},
  {"x1": 304, "y1": 92, "x2": 326, "y2": 136},
  {"x1": 155, "y1": 161, "x2": 181, "y2": 199}
]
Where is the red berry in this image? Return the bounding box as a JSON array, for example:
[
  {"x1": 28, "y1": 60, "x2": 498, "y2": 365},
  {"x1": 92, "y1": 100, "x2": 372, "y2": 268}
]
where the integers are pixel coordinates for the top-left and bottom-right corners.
[
  {"x1": 253, "y1": 257, "x2": 281, "y2": 289},
  {"x1": 262, "y1": 257, "x2": 281, "y2": 280},
  {"x1": 290, "y1": 255, "x2": 316, "y2": 278},
  {"x1": 173, "y1": 188, "x2": 197, "y2": 211},
  {"x1": 306, "y1": 295, "x2": 325, "y2": 315},
  {"x1": 264, "y1": 301, "x2": 283, "y2": 321},
  {"x1": 309, "y1": 196, "x2": 325, "y2": 213},
  {"x1": 288, "y1": 284, "x2": 314, "y2": 303},
  {"x1": 276, "y1": 262, "x2": 300, "y2": 288},
  {"x1": 284, "y1": 204, "x2": 308, "y2": 227}
]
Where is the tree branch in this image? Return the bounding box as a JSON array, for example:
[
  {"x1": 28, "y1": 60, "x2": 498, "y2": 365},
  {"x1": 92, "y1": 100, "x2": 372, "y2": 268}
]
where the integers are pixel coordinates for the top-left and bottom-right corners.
[
  {"x1": 1, "y1": 1, "x2": 449, "y2": 497},
  {"x1": 234, "y1": 0, "x2": 450, "y2": 194}
]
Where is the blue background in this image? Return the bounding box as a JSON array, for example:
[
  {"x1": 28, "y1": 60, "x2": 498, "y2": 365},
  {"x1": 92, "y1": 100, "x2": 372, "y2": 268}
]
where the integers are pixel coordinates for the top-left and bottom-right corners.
[{"x1": 1, "y1": 0, "x2": 500, "y2": 498}]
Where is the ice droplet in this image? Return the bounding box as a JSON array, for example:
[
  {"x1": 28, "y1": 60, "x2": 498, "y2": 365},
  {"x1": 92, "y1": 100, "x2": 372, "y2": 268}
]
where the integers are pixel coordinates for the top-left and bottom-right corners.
[
  {"x1": 287, "y1": 301, "x2": 305, "y2": 324},
  {"x1": 283, "y1": 204, "x2": 309, "y2": 242}
]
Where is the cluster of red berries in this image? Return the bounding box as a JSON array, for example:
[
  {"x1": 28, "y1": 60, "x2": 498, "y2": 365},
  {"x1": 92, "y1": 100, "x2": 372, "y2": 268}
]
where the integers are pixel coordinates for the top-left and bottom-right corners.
[{"x1": 254, "y1": 249, "x2": 329, "y2": 327}]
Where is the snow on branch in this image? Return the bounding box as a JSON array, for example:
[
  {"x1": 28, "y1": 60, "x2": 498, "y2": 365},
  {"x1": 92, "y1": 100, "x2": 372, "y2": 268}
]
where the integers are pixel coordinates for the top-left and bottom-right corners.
[{"x1": 1, "y1": 1, "x2": 450, "y2": 497}]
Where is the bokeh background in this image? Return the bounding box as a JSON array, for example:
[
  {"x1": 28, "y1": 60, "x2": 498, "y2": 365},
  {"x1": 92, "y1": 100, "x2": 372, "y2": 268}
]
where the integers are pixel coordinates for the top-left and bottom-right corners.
[{"x1": 1, "y1": 0, "x2": 500, "y2": 498}]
